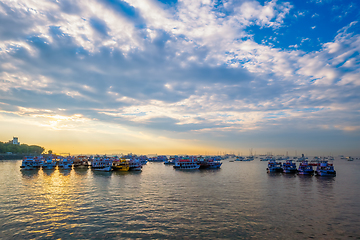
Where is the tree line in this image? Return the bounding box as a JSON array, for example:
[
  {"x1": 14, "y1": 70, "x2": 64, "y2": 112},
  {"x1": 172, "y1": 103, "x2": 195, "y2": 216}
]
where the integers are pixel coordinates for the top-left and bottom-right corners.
[{"x1": 0, "y1": 141, "x2": 45, "y2": 154}]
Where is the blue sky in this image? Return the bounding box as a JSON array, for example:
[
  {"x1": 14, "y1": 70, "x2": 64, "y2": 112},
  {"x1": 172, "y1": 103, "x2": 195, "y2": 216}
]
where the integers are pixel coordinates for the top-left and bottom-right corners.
[{"x1": 0, "y1": 0, "x2": 359, "y2": 155}]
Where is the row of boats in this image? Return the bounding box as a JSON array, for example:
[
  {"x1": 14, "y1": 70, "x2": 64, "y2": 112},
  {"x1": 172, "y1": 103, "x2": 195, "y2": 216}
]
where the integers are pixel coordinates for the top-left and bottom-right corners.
[
  {"x1": 20, "y1": 155, "x2": 223, "y2": 171},
  {"x1": 167, "y1": 156, "x2": 222, "y2": 169},
  {"x1": 236, "y1": 155, "x2": 337, "y2": 162},
  {"x1": 267, "y1": 160, "x2": 336, "y2": 176},
  {"x1": 20, "y1": 155, "x2": 146, "y2": 172}
]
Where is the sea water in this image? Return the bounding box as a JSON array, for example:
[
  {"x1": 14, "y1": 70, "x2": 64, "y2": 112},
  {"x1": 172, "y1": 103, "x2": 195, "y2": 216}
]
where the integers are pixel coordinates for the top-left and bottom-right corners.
[{"x1": 0, "y1": 159, "x2": 359, "y2": 239}]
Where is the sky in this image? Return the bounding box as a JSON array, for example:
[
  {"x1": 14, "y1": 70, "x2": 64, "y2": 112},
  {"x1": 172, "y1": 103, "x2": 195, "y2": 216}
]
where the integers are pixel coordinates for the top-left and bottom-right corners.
[{"x1": 0, "y1": 0, "x2": 359, "y2": 156}]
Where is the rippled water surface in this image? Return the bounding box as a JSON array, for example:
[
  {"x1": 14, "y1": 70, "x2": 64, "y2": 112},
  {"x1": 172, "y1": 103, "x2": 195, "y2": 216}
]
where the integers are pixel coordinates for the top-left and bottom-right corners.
[{"x1": 1, "y1": 159, "x2": 360, "y2": 239}]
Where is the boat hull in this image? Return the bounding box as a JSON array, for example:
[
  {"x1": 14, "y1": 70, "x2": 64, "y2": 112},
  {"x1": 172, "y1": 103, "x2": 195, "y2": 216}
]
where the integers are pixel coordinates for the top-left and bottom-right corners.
[
  {"x1": 267, "y1": 167, "x2": 283, "y2": 173},
  {"x1": 112, "y1": 166, "x2": 129, "y2": 171},
  {"x1": 316, "y1": 171, "x2": 336, "y2": 176},
  {"x1": 298, "y1": 170, "x2": 314, "y2": 175},
  {"x1": 173, "y1": 165, "x2": 200, "y2": 170},
  {"x1": 93, "y1": 166, "x2": 112, "y2": 172}
]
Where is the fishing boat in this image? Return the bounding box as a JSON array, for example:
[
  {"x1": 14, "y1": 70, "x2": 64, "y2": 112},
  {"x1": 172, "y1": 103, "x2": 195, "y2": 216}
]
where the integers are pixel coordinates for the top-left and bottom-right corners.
[
  {"x1": 112, "y1": 158, "x2": 130, "y2": 171},
  {"x1": 282, "y1": 160, "x2": 297, "y2": 173},
  {"x1": 298, "y1": 161, "x2": 314, "y2": 175},
  {"x1": 91, "y1": 156, "x2": 112, "y2": 171},
  {"x1": 316, "y1": 161, "x2": 336, "y2": 176},
  {"x1": 173, "y1": 159, "x2": 200, "y2": 170},
  {"x1": 267, "y1": 160, "x2": 283, "y2": 173}
]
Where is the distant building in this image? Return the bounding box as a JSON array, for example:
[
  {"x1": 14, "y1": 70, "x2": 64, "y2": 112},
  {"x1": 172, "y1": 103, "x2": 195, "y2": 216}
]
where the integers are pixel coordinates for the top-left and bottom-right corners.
[{"x1": 8, "y1": 137, "x2": 20, "y2": 145}]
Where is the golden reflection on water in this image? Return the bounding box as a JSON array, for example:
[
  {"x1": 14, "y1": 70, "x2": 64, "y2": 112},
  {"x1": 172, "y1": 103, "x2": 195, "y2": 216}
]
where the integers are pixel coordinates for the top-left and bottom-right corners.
[{"x1": 21, "y1": 167, "x2": 80, "y2": 237}]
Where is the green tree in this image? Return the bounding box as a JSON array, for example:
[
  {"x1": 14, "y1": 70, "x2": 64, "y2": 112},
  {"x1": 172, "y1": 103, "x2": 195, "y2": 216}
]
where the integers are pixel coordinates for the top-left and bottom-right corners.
[{"x1": 0, "y1": 141, "x2": 45, "y2": 154}]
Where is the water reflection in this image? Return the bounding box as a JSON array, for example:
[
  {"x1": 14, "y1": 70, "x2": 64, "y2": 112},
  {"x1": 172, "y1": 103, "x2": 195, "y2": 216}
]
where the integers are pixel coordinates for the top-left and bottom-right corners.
[
  {"x1": 58, "y1": 169, "x2": 71, "y2": 176},
  {"x1": 42, "y1": 169, "x2": 56, "y2": 176},
  {"x1": 297, "y1": 174, "x2": 314, "y2": 182},
  {"x1": 316, "y1": 176, "x2": 335, "y2": 186},
  {"x1": 20, "y1": 169, "x2": 39, "y2": 179},
  {"x1": 267, "y1": 172, "x2": 282, "y2": 177},
  {"x1": 112, "y1": 171, "x2": 133, "y2": 177},
  {"x1": 92, "y1": 170, "x2": 112, "y2": 177},
  {"x1": 199, "y1": 169, "x2": 222, "y2": 173},
  {"x1": 315, "y1": 176, "x2": 335, "y2": 201},
  {"x1": 282, "y1": 173, "x2": 297, "y2": 178},
  {"x1": 74, "y1": 168, "x2": 89, "y2": 176}
]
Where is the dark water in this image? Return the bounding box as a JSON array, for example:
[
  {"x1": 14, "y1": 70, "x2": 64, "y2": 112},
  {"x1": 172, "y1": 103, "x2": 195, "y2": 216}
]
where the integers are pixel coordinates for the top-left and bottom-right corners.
[{"x1": 1, "y1": 159, "x2": 360, "y2": 239}]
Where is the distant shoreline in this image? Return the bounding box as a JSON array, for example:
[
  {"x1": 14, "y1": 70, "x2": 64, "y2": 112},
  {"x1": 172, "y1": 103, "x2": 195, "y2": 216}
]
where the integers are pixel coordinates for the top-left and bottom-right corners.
[{"x1": 0, "y1": 154, "x2": 26, "y2": 160}]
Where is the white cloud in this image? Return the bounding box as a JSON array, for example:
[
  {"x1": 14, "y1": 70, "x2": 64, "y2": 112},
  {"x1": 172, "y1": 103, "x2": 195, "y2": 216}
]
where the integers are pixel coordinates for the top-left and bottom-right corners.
[{"x1": 0, "y1": 0, "x2": 360, "y2": 155}]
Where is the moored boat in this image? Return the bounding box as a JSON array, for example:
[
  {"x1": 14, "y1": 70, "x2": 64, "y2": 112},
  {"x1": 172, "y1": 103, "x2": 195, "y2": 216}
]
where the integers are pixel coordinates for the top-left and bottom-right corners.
[
  {"x1": 112, "y1": 158, "x2": 130, "y2": 171},
  {"x1": 206, "y1": 158, "x2": 222, "y2": 169},
  {"x1": 316, "y1": 161, "x2": 336, "y2": 176},
  {"x1": 282, "y1": 160, "x2": 297, "y2": 173},
  {"x1": 128, "y1": 159, "x2": 142, "y2": 171},
  {"x1": 91, "y1": 156, "x2": 112, "y2": 171},
  {"x1": 164, "y1": 156, "x2": 177, "y2": 165},
  {"x1": 261, "y1": 156, "x2": 274, "y2": 162},
  {"x1": 267, "y1": 160, "x2": 283, "y2": 173},
  {"x1": 42, "y1": 156, "x2": 56, "y2": 170},
  {"x1": 148, "y1": 155, "x2": 168, "y2": 162},
  {"x1": 20, "y1": 156, "x2": 37, "y2": 170},
  {"x1": 244, "y1": 156, "x2": 254, "y2": 161},
  {"x1": 298, "y1": 161, "x2": 314, "y2": 175},
  {"x1": 58, "y1": 157, "x2": 72, "y2": 170},
  {"x1": 235, "y1": 156, "x2": 245, "y2": 161},
  {"x1": 73, "y1": 156, "x2": 90, "y2": 168},
  {"x1": 173, "y1": 159, "x2": 200, "y2": 170}
]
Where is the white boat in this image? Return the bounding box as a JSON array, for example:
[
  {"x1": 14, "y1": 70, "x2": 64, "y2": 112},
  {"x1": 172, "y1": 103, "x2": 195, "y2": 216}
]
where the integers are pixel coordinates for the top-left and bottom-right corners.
[
  {"x1": 129, "y1": 159, "x2": 142, "y2": 171},
  {"x1": 91, "y1": 156, "x2": 112, "y2": 171},
  {"x1": 20, "y1": 156, "x2": 37, "y2": 170},
  {"x1": 173, "y1": 159, "x2": 200, "y2": 170}
]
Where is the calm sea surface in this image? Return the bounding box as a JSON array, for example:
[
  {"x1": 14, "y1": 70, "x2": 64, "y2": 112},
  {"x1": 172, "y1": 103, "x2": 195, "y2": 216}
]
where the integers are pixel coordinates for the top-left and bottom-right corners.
[{"x1": 1, "y1": 158, "x2": 360, "y2": 239}]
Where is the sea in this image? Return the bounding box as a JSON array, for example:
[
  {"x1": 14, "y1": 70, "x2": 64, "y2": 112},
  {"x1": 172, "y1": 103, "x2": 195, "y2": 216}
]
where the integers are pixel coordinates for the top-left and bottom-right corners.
[{"x1": 0, "y1": 158, "x2": 360, "y2": 239}]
